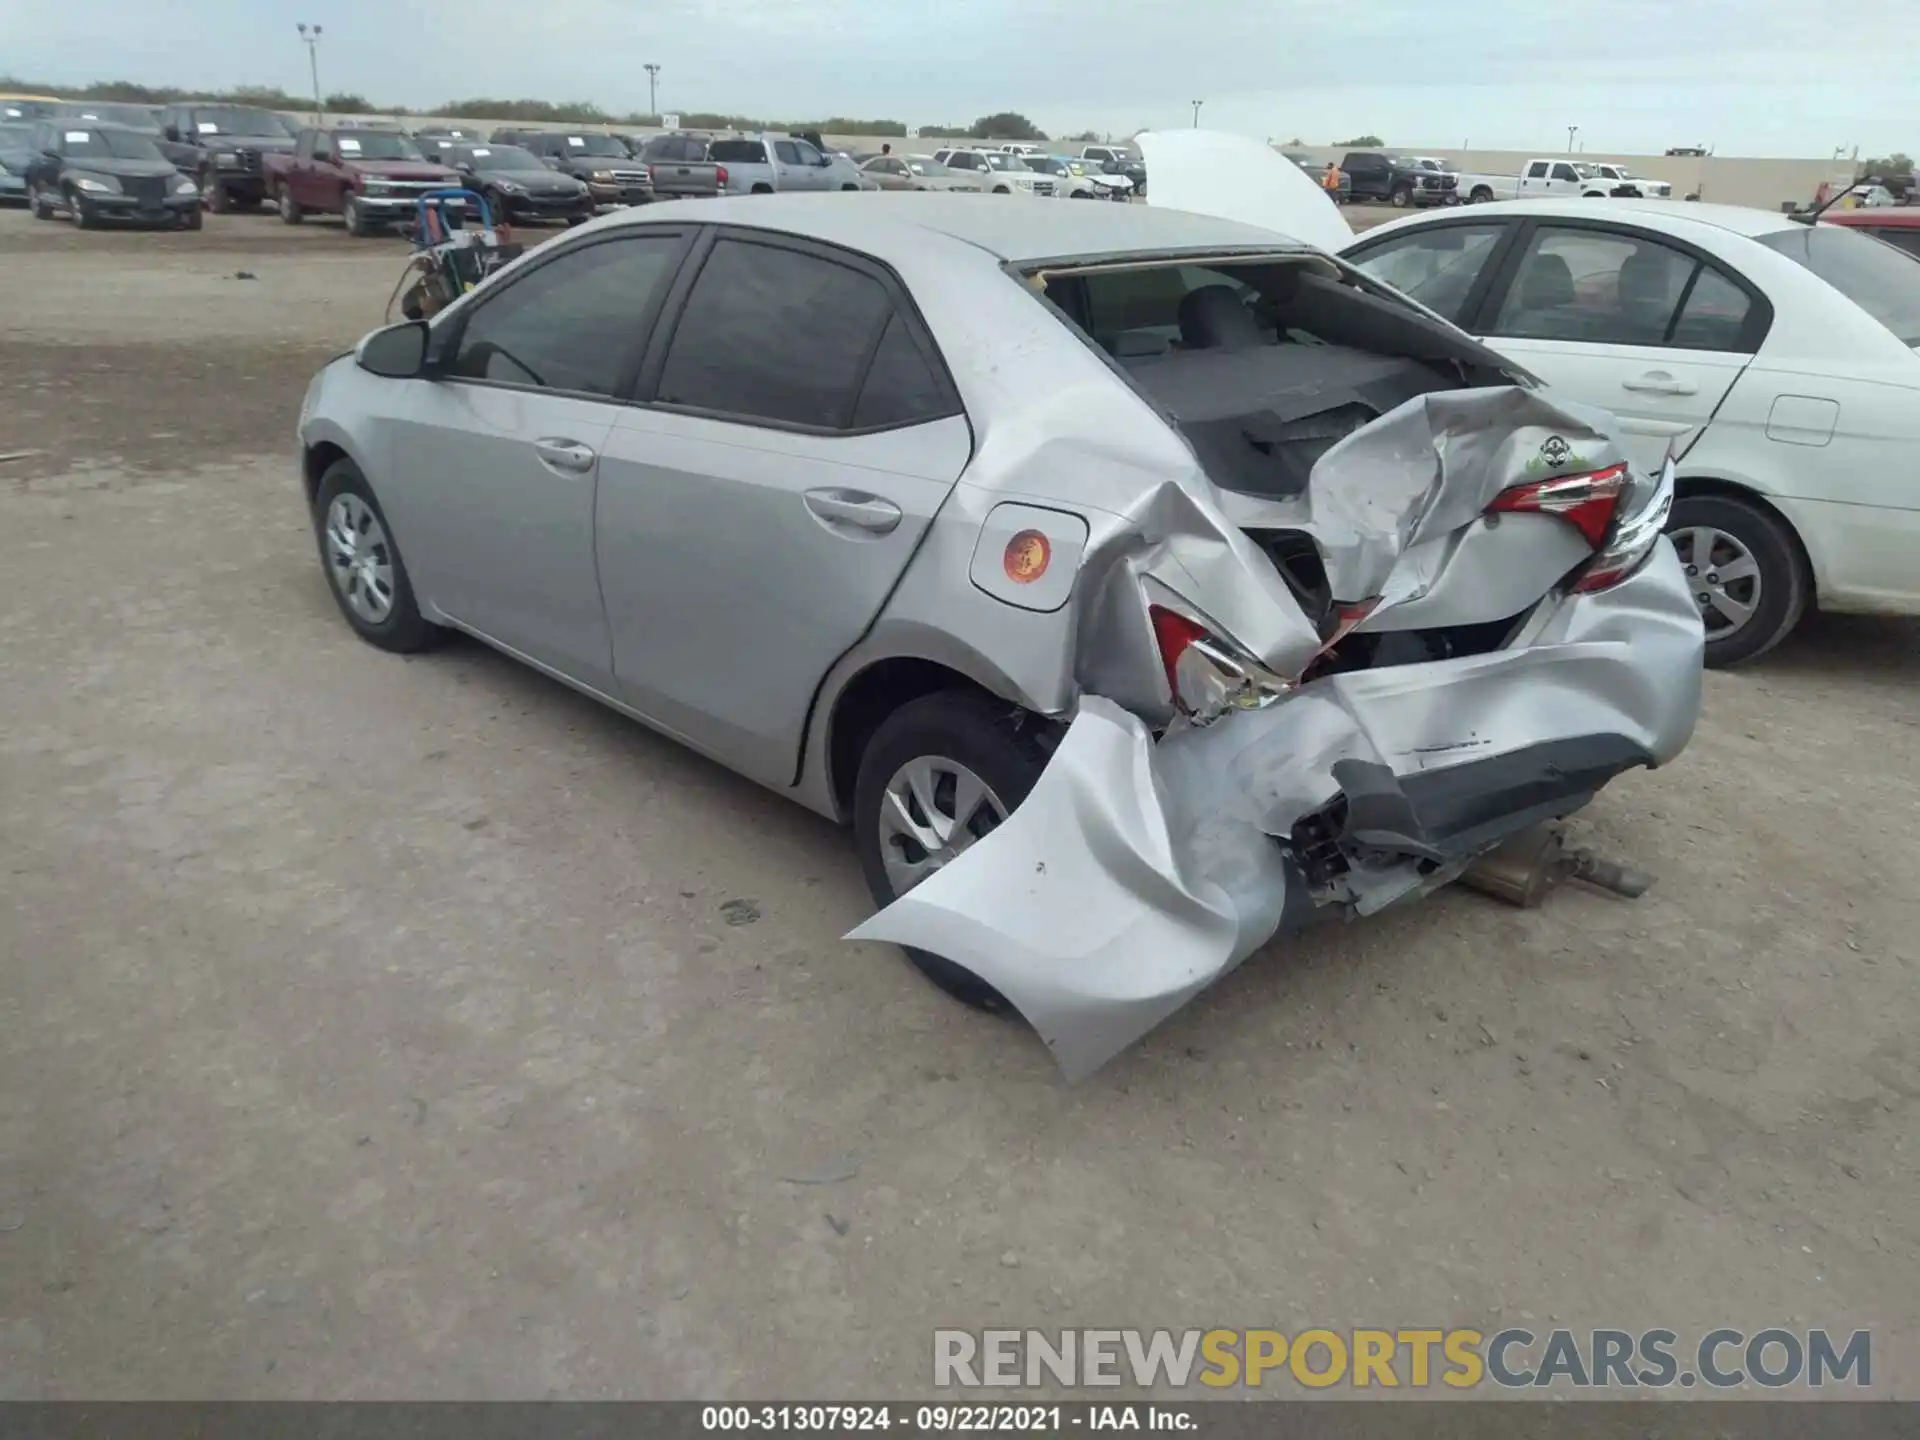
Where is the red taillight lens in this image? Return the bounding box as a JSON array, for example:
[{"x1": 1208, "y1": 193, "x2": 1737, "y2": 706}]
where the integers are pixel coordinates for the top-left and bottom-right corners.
[
  {"x1": 1486, "y1": 462, "x2": 1630, "y2": 548},
  {"x1": 715, "y1": 164, "x2": 729, "y2": 186},
  {"x1": 1149, "y1": 605, "x2": 1209, "y2": 698}
]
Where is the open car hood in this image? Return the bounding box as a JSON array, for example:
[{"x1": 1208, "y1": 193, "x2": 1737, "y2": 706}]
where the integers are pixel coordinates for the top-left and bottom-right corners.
[{"x1": 1139, "y1": 129, "x2": 1354, "y2": 253}]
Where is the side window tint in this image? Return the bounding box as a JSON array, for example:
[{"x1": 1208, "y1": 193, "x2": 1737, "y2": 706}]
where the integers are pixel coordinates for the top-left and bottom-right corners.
[
  {"x1": 852, "y1": 314, "x2": 950, "y2": 429},
  {"x1": 1551, "y1": 164, "x2": 1579, "y2": 182},
  {"x1": 1348, "y1": 224, "x2": 1507, "y2": 324},
  {"x1": 1490, "y1": 227, "x2": 1697, "y2": 345},
  {"x1": 1526, "y1": 162, "x2": 1549, "y2": 179},
  {"x1": 774, "y1": 140, "x2": 802, "y2": 164},
  {"x1": 448, "y1": 235, "x2": 684, "y2": 395},
  {"x1": 1668, "y1": 265, "x2": 1754, "y2": 351},
  {"x1": 655, "y1": 239, "x2": 892, "y2": 428}
]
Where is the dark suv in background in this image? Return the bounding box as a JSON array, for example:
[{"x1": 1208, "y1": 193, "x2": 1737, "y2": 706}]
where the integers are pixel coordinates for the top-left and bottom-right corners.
[
  {"x1": 158, "y1": 103, "x2": 298, "y2": 210},
  {"x1": 488, "y1": 129, "x2": 654, "y2": 208},
  {"x1": 1340, "y1": 151, "x2": 1458, "y2": 207}
]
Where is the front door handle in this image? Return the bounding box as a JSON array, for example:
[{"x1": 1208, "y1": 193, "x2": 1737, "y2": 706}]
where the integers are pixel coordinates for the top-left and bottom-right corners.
[
  {"x1": 1622, "y1": 371, "x2": 1699, "y2": 396},
  {"x1": 533, "y1": 437, "x2": 596, "y2": 473},
  {"x1": 804, "y1": 489, "x2": 902, "y2": 535}
]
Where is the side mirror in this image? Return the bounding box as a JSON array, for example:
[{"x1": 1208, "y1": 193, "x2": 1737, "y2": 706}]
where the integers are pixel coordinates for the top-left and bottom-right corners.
[
  {"x1": 542, "y1": 156, "x2": 560, "y2": 169},
  {"x1": 356, "y1": 320, "x2": 430, "y2": 379},
  {"x1": 164, "y1": 125, "x2": 181, "y2": 142}
]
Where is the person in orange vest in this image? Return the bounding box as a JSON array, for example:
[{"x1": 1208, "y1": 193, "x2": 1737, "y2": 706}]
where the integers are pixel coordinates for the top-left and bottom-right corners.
[{"x1": 1322, "y1": 159, "x2": 1343, "y2": 202}]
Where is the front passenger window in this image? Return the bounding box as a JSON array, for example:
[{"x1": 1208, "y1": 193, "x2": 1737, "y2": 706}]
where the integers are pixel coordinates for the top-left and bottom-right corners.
[{"x1": 447, "y1": 234, "x2": 685, "y2": 395}]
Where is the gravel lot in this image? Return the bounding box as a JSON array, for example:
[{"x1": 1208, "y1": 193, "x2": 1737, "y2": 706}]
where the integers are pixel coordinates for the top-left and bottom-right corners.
[{"x1": 2, "y1": 202, "x2": 1917, "y2": 1401}]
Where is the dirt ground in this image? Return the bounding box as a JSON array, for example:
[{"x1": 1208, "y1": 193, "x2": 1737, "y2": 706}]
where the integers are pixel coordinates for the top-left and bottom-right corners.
[{"x1": 1, "y1": 203, "x2": 1916, "y2": 1403}]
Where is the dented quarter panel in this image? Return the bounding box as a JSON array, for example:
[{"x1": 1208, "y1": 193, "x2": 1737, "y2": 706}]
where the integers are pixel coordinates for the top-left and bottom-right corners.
[{"x1": 850, "y1": 540, "x2": 1703, "y2": 1079}]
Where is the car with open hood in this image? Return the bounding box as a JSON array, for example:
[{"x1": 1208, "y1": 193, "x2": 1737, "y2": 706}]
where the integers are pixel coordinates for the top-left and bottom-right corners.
[
  {"x1": 299, "y1": 177, "x2": 1702, "y2": 1078},
  {"x1": 24, "y1": 121, "x2": 202, "y2": 229},
  {"x1": 156, "y1": 103, "x2": 298, "y2": 211}
]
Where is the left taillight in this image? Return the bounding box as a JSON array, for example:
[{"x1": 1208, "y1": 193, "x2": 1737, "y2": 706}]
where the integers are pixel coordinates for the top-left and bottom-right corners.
[
  {"x1": 715, "y1": 164, "x2": 729, "y2": 187},
  {"x1": 1149, "y1": 604, "x2": 1290, "y2": 722},
  {"x1": 1486, "y1": 462, "x2": 1630, "y2": 548}
]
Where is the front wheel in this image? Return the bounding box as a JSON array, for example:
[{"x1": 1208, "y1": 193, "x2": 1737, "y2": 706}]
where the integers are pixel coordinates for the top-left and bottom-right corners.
[
  {"x1": 852, "y1": 690, "x2": 1054, "y2": 1014},
  {"x1": 204, "y1": 173, "x2": 229, "y2": 214},
  {"x1": 312, "y1": 459, "x2": 446, "y2": 654},
  {"x1": 69, "y1": 189, "x2": 98, "y2": 229},
  {"x1": 342, "y1": 194, "x2": 372, "y2": 236},
  {"x1": 1665, "y1": 494, "x2": 1808, "y2": 666},
  {"x1": 277, "y1": 185, "x2": 303, "y2": 224},
  {"x1": 1390, "y1": 185, "x2": 1412, "y2": 207},
  {"x1": 179, "y1": 205, "x2": 203, "y2": 231}
]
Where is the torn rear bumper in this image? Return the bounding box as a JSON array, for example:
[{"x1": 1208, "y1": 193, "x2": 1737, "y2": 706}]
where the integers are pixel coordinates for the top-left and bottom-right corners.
[{"x1": 849, "y1": 539, "x2": 1703, "y2": 1081}]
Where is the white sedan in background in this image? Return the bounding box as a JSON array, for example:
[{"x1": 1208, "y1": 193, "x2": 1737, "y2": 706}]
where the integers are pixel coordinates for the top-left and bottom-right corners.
[{"x1": 1338, "y1": 200, "x2": 1920, "y2": 663}]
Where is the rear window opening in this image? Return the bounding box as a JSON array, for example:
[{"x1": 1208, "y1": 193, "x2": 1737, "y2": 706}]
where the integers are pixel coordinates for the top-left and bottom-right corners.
[{"x1": 1031, "y1": 254, "x2": 1522, "y2": 501}]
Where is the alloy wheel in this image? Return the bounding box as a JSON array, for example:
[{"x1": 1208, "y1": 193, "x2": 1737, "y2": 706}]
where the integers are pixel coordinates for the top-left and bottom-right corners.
[
  {"x1": 323, "y1": 493, "x2": 396, "y2": 625},
  {"x1": 876, "y1": 755, "x2": 1009, "y2": 897},
  {"x1": 1670, "y1": 525, "x2": 1762, "y2": 638}
]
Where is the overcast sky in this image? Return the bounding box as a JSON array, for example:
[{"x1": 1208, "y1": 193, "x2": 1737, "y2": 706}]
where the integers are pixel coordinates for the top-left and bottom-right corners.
[{"x1": 4, "y1": 0, "x2": 1913, "y2": 155}]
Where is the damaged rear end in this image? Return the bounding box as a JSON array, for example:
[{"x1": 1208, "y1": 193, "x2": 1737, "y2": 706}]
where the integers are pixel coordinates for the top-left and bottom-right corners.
[{"x1": 851, "y1": 241, "x2": 1705, "y2": 1081}]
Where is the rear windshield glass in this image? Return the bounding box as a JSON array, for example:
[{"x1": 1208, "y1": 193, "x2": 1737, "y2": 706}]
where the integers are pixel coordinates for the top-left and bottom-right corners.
[
  {"x1": 707, "y1": 139, "x2": 764, "y2": 163},
  {"x1": 1758, "y1": 224, "x2": 1920, "y2": 345}
]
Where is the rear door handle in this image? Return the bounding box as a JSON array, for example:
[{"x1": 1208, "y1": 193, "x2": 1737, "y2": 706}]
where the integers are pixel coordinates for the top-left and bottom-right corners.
[
  {"x1": 804, "y1": 489, "x2": 902, "y2": 535},
  {"x1": 1623, "y1": 371, "x2": 1699, "y2": 396},
  {"x1": 533, "y1": 437, "x2": 597, "y2": 473}
]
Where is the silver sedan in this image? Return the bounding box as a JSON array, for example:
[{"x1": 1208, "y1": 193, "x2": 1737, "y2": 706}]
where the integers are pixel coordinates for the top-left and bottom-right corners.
[{"x1": 298, "y1": 194, "x2": 1703, "y2": 1077}]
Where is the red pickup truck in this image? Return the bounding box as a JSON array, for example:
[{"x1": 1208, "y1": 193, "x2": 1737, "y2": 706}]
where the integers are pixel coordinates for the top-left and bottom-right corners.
[{"x1": 264, "y1": 126, "x2": 462, "y2": 236}]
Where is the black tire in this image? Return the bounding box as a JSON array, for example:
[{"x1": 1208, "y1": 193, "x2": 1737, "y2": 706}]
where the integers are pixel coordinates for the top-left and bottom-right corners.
[
  {"x1": 1666, "y1": 493, "x2": 1808, "y2": 667},
  {"x1": 1390, "y1": 185, "x2": 1412, "y2": 208},
  {"x1": 29, "y1": 181, "x2": 55, "y2": 220},
  {"x1": 841, "y1": 183, "x2": 859, "y2": 191},
  {"x1": 180, "y1": 206, "x2": 202, "y2": 231},
  {"x1": 204, "y1": 172, "x2": 229, "y2": 214},
  {"x1": 750, "y1": 183, "x2": 773, "y2": 194},
  {"x1": 565, "y1": 214, "x2": 588, "y2": 227},
  {"x1": 992, "y1": 185, "x2": 1010, "y2": 194},
  {"x1": 1470, "y1": 185, "x2": 1494, "y2": 204},
  {"x1": 312, "y1": 458, "x2": 446, "y2": 654},
  {"x1": 343, "y1": 194, "x2": 372, "y2": 237},
  {"x1": 852, "y1": 690, "x2": 1054, "y2": 1014},
  {"x1": 277, "y1": 184, "x2": 303, "y2": 224},
  {"x1": 69, "y1": 188, "x2": 97, "y2": 229}
]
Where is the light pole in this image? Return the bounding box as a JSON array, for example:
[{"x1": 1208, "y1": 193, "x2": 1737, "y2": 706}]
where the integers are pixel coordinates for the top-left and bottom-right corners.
[
  {"x1": 1566, "y1": 124, "x2": 1578, "y2": 153},
  {"x1": 1191, "y1": 100, "x2": 1203, "y2": 128},
  {"x1": 644, "y1": 63, "x2": 661, "y2": 120},
  {"x1": 297, "y1": 22, "x2": 324, "y2": 123}
]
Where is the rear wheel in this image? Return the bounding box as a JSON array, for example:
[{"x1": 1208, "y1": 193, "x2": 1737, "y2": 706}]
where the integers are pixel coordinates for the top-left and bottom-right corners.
[
  {"x1": 1470, "y1": 185, "x2": 1494, "y2": 203},
  {"x1": 1666, "y1": 494, "x2": 1808, "y2": 666},
  {"x1": 852, "y1": 691, "x2": 1054, "y2": 1014}
]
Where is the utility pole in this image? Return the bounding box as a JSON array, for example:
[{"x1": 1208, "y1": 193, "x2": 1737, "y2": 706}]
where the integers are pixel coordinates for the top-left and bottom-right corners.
[
  {"x1": 1566, "y1": 124, "x2": 1578, "y2": 153},
  {"x1": 1191, "y1": 99, "x2": 1203, "y2": 128},
  {"x1": 297, "y1": 23, "x2": 324, "y2": 123},
  {"x1": 644, "y1": 63, "x2": 661, "y2": 120}
]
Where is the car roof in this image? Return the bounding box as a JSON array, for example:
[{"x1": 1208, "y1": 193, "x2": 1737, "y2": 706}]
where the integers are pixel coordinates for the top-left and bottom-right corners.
[
  {"x1": 1363, "y1": 197, "x2": 1802, "y2": 242},
  {"x1": 596, "y1": 191, "x2": 1307, "y2": 264},
  {"x1": 52, "y1": 120, "x2": 150, "y2": 134}
]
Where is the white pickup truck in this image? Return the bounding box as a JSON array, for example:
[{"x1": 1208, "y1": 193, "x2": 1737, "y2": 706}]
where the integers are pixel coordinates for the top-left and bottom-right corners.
[{"x1": 1456, "y1": 157, "x2": 1658, "y2": 204}]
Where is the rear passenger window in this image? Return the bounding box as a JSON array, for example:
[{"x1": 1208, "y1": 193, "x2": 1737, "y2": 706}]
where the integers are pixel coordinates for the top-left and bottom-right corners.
[
  {"x1": 1668, "y1": 266, "x2": 1753, "y2": 350},
  {"x1": 655, "y1": 239, "x2": 893, "y2": 428},
  {"x1": 446, "y1": 234, "x2": 685, "y2": 395},
  {"x1": 852, "y1": 315, "x2": 951, "y2": 429}
]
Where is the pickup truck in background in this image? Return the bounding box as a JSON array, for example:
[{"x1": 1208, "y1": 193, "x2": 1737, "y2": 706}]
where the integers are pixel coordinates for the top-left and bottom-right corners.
[
  {"x1": 635, "y1": 133, "x2": 725, "y2": 199},
  {"x1": 1586, "y1": 162, "x2": 1672, "y2": 198},
  {"x1": 156, "y1": 103, "x2": 298, "y2": 211},
  {"x1": 1340, "y1": 151, "x2": 1460, "y2": 207},
  {"x1": 1079, "y1": 144, "x2": 1147, "y2": 196},
  {"x1": 264, "y1": 127, "x2": 462, "y2": 234},
  {"x1": 709, "y1": 134, "x2": 860, "y2": 194},
  {"x1": 1456, "y1": 157, "x2": 1648, "y2": 203}
]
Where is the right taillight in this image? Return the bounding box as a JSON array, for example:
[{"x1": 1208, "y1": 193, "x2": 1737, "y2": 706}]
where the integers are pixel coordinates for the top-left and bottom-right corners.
[
  {"x1": 1570, "y1": 455, "x2": 1677, "y2": 593},
  {"x1": 714, "y1": 164, "x2": 728, "y2": 187},
  {"x1": 1486, "y1": 462, "x2": 1630, "y2": 547},
  {"x1": 1149, "y1": 604, "x2": 1290, "y2": 723}
]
